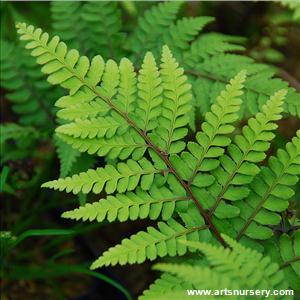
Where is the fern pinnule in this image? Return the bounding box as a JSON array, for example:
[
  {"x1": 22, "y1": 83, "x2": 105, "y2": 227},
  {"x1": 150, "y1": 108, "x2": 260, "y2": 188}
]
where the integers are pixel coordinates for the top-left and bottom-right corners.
[
  {"x1": 162, "y1": 16, "x2": 214, "y2": 59},
  {"x1": 156, "y1": 45, "x2": 192, "y2": 154},
  {"x1": 42, "y1": 158, "x2": 160, "y2": 194},
  {"x1": 139, "y1": 273, "x2": 193, "y2": 300},
  {"x1": 57, "y1": 129, "x2": 147, "y2": 160},
  {"x1": 116, "y1": 58, "x2": 137, "y2": 114},
  {"x1": 234, "y1": 130, "x2": 300, "y2": 240},
  {"x1": 91, "y1": 218, "x2": 209, "y2": 269},
  {"x1": 62, "y1": 185, "x2": 188, "y2": 223},
  {"x1": 135, "y1": 52, "x2": 162, "y2": 132},
  {"x1": 54, "y1": 135, "x2": 81, "y2": 178},
  {"x1": 187, "y1": 70, "x2": 247, "y2": 187},
  {"x1": 55, "y1": 113, "x2": 128, "y2": 139},
  {"x1": 208, "y1": 89, "x2": 287, "y2": 218}
]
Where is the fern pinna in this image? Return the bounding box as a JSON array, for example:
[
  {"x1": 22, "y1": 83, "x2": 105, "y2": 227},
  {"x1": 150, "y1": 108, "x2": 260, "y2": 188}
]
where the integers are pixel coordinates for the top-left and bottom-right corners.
[{"x1": 16, "y1": 21, "x2": 300, "y2": 297}]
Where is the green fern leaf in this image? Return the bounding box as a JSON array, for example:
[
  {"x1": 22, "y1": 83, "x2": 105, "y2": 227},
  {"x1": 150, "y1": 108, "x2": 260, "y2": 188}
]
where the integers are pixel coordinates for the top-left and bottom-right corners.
[
  {"x1": 81, "y1": 1, "x2": 123, "y2": 59},
  {"x1": 52, "y1": 2, "x2": 123, "y2": 59},
  {"x1": 51, "y1": 2, "x2": 84, "y2": 52},
  {"x1": 234, "y1": 131, "x2": 300, "y2": 240},
  {"x1": 91, "y1": 215, "x2": 208, "y2": 269},
  {"x1": 128, "y1": 1, "x2": 182, "y2": 59},
  {"x1": 54, "y1": 135, "x2": 81, "y2": 178},
  {"x1": 161, "y1": 17, "x2": 214, "y2": 60},
  {"x1": 115, "y1": 58, "x2": 137, "y2": 114},
  {"x1": 139, "y1": 273, "x2": 193, "y2": 300},
  {"x1": 62, "y1": 185, "x2": 188, "y2": 223},
  {"x1": 55, "y1": 113, "x2": 128, "y2": 139},
  {"x1": 186, "y1": 70, "x2": 246, "y2": 188},
  {"x1": 42, "y1": 158, "x2": 161, "y2": 194},
  {"x1": 207, "y1": 89, "x2": 286, "y2": 219},
  {"x1": 279, "y1": 231, "x2": 300, "y2": 290},
  {"x1": 134, "y1": 52, "x2": 162, "y2": 132},
  {"x1": 186, "y1": 33, "x2": 245, "y2": 61},
  {"x1": 0, "y1": 40, "x2": 58, "y2": 127},
  {"x1": 56, "y1": 129, "x2": 147, "y2": 160},
  {"x1": 155, "y1": 45, "x2": 192, "y2": 154},
  {"x1": 185, "y1": 51, "x2": 300, "y2": 117},
  {"x1": 142, "y1": 235, "x2": 289, "y2": 299}
]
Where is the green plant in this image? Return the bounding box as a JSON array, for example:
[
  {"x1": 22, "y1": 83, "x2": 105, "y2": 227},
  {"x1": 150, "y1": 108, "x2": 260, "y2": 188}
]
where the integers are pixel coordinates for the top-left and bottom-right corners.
[
  {"x1": 15, "y1": 7, "x2": 300, "y2": 297},
  {"x1": 141, "y1": 235, "x2": 292, "y2": 299}
]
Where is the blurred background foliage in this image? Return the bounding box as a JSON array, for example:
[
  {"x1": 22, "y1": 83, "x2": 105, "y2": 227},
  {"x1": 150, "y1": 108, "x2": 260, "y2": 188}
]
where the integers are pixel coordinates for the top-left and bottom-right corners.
[{"x1": 0, "y1": 1, "x2": 299, "y2": 299}]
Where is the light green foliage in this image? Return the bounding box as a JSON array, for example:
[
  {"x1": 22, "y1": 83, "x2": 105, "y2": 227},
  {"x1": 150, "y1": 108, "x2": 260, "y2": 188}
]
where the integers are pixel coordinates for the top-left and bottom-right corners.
[
  {"x1": 54, "y1": 135, "x2": 81, "y2": 178},
  {"x1": 62, "y1": 185, "x2": 187, "y2": 223},
  {"x1": 174, "y1": 71, "x2": 246, "y2": 192},
  {"x1": 141, "y1": 235, "x2": 289, "y2": 300},
  {"x1": 48, "y1": 1, "x2": 300, "y2": 122},
  {"x1": 158, "y1": 16, "x2": 215, "y2": 60},
  {"x1": 234, "y1": 131, "x2": 300, "y2": 240},
  {"x1": 279, "y1": 0, "x2": 300, "y2": 21},
  {"x1": 135, "y1": 52, "x2": 162, "y2": 132},
  {"x1": 15, "y1": 17, "x2": 300, "y2": 296},
  {"x1": 42, "y1": 158, "x2": 160, "y2": 194},
  {"x1": 279, "y1": 231, "x2": 300, "y2": 290},
  {"x1": 90, "y1": 205, "x2": 208, "y2": 269},
  {"x1": 156, "y1": 46, "x2": 192, "y2": 154},
  {"x1": 206, "y1": 89, "x2": 286, "y2": 220}
]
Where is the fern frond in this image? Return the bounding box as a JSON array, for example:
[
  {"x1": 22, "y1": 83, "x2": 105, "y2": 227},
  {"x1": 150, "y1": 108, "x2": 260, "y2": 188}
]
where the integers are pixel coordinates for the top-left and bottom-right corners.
[
  {"x1": 57, "y1": 129, "x2": 147, "y2": 160},
  {"x1": 187, "y1": 33, "x2": 245, "y2": 61},
  {"x1": 54, "y1": 135, "x2": 81, "y2": 178},
  {"x1": 161, "y1": 17, "x2": 214, "y2": 60},
  {"x1": 62, "y1": 185, "x2": 188, "y2": 223},
  {"x1": 42, "y1": 158, "x2": 161, "y2": 194},
  {"x1": 55, "y1": 114, "x2": 128, "y2": 139},
  {"x1": 234, "y1": 131, "x2": 300, "y2": 240},
  {"x1": 187, "y1": 70, "x2": 246, "y2": 187},
  {"x1": 0, "y1": 40, "x2": 57, "y2": 127},
  {"x1": 185, "y1": 51, "x2": 300, "y2": 117},
  {"x1": 128, "y1": 1, "x2": 182, "y2": 59},
  {"x1": 115, "y1": 58, "x2": 137, "y2": 114},
  {"x1": 156, "y1": 45, "x2": 192, "y2": 154},
  {"x1": 51, "y1": 2, "x2": 84, "y2": 52},
  {"x1": 142, "y1": 235, "x2": 289, "y2": 300},
  {"x1": 183, "y1": 235, "x2": 287, "y2": 289},
  {"x1": 91, "y1": 217, "x2": 209, "y2": 269},
  {"x1": 81, "y1": 1, "x2": 123, "y2": 59},
  {"x1": 55, "y1": 90, "x2": 109, "y2": 121},
  {"x1": 208, "y1": 89, "x2": 286, "y2": 219},
  {"x1": 52, "y1": 2, "x2": 123, "y2": 59},
  {"x1": 134, "y1": 52, "x2": 162, "y2": 132}
]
